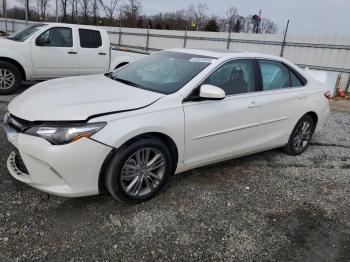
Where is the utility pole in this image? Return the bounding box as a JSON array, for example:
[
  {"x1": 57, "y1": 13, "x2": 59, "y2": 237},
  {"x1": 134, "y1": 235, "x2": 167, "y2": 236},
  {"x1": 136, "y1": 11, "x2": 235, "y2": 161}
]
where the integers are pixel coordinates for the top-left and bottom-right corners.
[
  {"x1": 25, "y1": 0, "x2": 29, "y2": 24},
  {"x1": 227, "y1": 19, "x2": 233, "y2": 50},
  {"x1": 56, "y1": 0, "x2": 59, "y2": 22},
  {"x1": 3, "y1": 0, "x2": 7, "y2": 34},
  {"x1": 183, "y1": 19, "x2": 188, "y2": 48},
  {"x1": 75, "y1": 0, "x2": 78, "y2": 23}
]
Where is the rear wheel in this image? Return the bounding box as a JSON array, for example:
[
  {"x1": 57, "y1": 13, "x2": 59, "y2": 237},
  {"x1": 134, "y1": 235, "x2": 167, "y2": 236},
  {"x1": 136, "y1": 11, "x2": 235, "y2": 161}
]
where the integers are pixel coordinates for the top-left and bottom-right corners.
[
  {"x1": 105, "y1": 138, "x2": 172, "y2": 203},
  {"x1": 283, "y1": 115, "x2": 315, "y2": 156},
  {"x1": 0, "y1": 61, "x2": 22, "y2": 95}
]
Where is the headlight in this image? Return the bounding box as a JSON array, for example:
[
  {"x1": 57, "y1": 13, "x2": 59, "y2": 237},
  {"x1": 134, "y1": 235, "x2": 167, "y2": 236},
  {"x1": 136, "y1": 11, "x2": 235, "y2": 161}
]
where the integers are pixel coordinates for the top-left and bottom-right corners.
[{"x1": 25, "y1": 122, "x2": 106, "y2": 145}]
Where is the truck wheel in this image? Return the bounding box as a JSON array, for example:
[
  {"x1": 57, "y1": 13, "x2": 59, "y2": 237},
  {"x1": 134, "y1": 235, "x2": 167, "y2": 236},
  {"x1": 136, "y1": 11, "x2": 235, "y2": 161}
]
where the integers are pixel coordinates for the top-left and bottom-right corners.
[{"x1": 0, "y1": 61, "x2": 22, "y2": 95}]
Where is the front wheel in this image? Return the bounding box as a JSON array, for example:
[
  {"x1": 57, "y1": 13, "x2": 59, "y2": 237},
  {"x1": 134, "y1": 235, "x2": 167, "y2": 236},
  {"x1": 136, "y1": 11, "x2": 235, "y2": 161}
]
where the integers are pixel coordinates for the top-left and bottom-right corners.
[
  {"x1": 283, "y1": 115, "x2": 315, "y2": 156},
  {"x1": 0, "y1": 61, "x2": 22, "y2": 95},
  {"x1": 105, "y1": 138, "x2": 173, "y2": 203}
]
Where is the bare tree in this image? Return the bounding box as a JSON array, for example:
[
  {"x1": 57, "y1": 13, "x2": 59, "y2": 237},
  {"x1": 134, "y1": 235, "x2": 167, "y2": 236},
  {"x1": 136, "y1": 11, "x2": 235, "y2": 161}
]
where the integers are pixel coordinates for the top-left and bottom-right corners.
[
  {"x1": 92, "y1": 0, "x2": 99, "y2": 25},
  {"x1": 12, "y1": 0, "x2": 278, "y2": 32},
  {"x1": 70, "y1": 0, "x2": 76, "y2": 23},
  {"x1": 15, "y1": 0, "x2": 31, "y2": 20},
  {"x1": 80, "y1": 0, "x2": 90, "y2": 23},
  {"x1": 241, "y1": 15, "x2": 253, "y2": 33},
  {"x1": 61, "y1": 0, "x2": 69, "y2": 22},
  {"x1": 233, "y1": 16, "x2": 244, "y2": 32},
  {"x1": 188, "y1": 3, "x2": 208, "y2": 31},
  {"x1": 99, "y1": 0, "x2": 119, "y2": 24},
  {"x1": 34, "y1": 0, "x2": 49, "y2": 20},
  {"x1": 226, "y1": 7, "x2": 238, "y2": 32},
  {"x1": 121, "y1": 0, "x2": 142, "y2": 27},
  {"x1": 259, "y1": 18, "x2": 278, "y2": 34}
]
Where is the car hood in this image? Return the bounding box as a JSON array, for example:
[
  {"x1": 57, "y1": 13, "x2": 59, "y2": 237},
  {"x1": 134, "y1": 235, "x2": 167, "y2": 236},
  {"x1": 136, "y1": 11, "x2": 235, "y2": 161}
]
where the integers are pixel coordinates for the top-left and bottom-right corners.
[
  {"x1": 0, "y1": 38, "x2": 24, "y2": 48},
  {"x1": 8, "y1": 75, "x2": 164, "y2": 121}
]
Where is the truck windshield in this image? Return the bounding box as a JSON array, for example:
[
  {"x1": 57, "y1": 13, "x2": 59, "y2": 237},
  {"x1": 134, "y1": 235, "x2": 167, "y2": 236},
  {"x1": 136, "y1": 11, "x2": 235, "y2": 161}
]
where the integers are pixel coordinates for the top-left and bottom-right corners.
[
  {"x1": 110, "y1": 51, "x2": 215, "y2": 94},
  {"x1": 8, "y1": 24, "x2": 47, "y2": 42}
]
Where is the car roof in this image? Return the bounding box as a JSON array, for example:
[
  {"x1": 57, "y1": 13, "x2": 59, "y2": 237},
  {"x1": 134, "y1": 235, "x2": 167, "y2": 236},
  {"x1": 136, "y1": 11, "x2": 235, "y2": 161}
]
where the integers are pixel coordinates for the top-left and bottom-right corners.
[
  {"x1": 168, "y1": 48, "x2": 285, "y2": 61},
  {"x1": 46, "y1": 22, "x2": 102, "y2": 31}
]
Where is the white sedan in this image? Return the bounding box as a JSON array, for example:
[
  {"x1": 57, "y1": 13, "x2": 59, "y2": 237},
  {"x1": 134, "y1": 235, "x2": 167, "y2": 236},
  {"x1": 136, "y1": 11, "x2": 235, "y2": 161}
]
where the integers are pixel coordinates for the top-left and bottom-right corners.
[{"x1": 3, "y1": 49, "x2": 330, "y2": 203}]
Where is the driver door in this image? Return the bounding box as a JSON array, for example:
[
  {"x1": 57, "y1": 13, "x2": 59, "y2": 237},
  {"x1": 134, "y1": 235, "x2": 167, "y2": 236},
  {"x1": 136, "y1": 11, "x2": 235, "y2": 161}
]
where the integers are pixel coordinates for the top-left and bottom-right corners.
[
  {"x1": 183, "y1": 59, "x2": 261, "y2": 166},
  {"x1": 30, "y1": 26, "x2": 78, "y2": 79}
]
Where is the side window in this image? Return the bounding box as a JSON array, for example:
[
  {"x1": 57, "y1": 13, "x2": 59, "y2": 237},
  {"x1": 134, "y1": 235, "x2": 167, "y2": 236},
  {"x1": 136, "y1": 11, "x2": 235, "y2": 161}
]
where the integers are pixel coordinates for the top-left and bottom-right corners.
[
  {"x1": 290, "y1": 70, "x2": 304, "y2": 87},
  {"x1": 36, "y1": 27, "x2": 72, "y2": 47},
  {"x1": 79, "y1": 29, "x2": 102, "y2": 48},
  {"x1": 204, "y1": 59, "x2": 256, "y2": 96},
  {"x1": 259, "y1": 60, "x2": 291, "y2": 91}
]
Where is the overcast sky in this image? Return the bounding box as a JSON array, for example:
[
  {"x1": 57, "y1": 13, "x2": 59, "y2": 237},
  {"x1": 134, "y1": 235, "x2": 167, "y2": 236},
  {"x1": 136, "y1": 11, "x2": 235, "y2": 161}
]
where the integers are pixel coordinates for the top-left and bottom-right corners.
[
  {"x1": 8, "y1": 0, "x2": 350, "y2": 35},
  {"x1": 142, "y1": 0, "x2": 349, "y2": 35}
]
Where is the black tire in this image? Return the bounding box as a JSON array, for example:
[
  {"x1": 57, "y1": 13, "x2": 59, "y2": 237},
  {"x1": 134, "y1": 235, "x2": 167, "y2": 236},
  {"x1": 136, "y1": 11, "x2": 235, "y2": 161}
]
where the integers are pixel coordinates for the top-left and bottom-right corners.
[
  {"x1": 0, "y1": 61, "x2": 22, "y2": 95},
  {"x1": 283, "y1": 115, "x2": 315, "y2": 156},
  {"x1": 105, "y1": 138, "x2": 173, "y2": 203}
]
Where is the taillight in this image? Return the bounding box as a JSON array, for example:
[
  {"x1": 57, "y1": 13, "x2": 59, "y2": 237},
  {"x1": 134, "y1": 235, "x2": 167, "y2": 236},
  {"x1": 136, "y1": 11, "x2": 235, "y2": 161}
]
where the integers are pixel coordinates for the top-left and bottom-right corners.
[{"x1": 324, "y1": 91, "x2": 331, "y2": 100}]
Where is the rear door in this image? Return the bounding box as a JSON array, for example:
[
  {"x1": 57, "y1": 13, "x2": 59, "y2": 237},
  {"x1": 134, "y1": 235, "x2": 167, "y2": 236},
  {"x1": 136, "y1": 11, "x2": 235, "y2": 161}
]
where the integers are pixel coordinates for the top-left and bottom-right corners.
[
  {"x1": 183, "y1": 59, "x2": 261, "y2": 166},
  {"x1": 31, "y1": 26, "x2": 78, "y2": 79},
  {"x1": 78, "y1": 29, "x2": 109, "y2": 75},
  {"x1": 255, "y1": 59, "x2": 310, "y2": 148}
]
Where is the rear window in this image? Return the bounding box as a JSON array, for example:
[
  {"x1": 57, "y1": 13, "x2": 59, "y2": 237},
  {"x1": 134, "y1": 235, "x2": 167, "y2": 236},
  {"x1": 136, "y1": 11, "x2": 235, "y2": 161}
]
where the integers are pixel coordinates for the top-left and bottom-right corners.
[{"x1": 79, "y1": 29, "x2": 102, "y2": 48}]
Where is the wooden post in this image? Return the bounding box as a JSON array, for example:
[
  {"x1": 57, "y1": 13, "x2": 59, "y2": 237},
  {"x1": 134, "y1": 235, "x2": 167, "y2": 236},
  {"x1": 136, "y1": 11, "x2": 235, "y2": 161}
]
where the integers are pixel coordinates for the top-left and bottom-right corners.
[
  {"x1": 118, "y1": 26, "x2": 122, "y2": 46},
  {"x1": 4, "y1": 0, "x2": 7, "y2": 34},
  {"x1": 146, "y1": 24, "x2": 150, "y2": 51},
  {"x1": 25, "y1": 0, "x2": 29, "y2": 24},
  {"x1": 183, "y1": 20, "x2": 188, "y2": 48}
]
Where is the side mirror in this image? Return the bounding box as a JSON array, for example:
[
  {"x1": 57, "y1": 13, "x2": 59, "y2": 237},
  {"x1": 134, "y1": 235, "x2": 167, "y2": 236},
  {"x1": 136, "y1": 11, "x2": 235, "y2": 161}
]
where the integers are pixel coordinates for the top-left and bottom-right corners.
[
  {"x1": 199, "y1": 84, "x2": 226, "y2": 100},
  {"x1": 36, "y1": 36, "x2": 49, "y2": 46}
]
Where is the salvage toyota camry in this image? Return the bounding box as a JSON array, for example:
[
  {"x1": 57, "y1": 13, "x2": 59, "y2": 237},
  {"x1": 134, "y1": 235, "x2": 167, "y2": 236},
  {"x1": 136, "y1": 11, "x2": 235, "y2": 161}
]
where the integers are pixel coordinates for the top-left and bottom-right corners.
[{"x1": 3, "y1": 49, "x2": 330, "y2": 203}]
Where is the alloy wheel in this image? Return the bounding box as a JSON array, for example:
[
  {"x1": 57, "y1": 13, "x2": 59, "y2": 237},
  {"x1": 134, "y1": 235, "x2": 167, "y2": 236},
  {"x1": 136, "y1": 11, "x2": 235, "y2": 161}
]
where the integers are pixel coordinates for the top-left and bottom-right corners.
[
  {"x1": 120, "y1": 147, "x2": 166, "y2": 197},
  {"x1": 0, "y1": 69, "x2": 15, "y2": 89},
  {"x1": 292, "y1": 121, "x2": 312, "y2": 152}
]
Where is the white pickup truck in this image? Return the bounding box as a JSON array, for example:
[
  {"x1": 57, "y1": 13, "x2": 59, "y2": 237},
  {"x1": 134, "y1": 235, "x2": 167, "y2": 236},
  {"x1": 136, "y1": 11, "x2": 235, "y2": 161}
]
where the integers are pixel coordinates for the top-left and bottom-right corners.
[{"x1": 0, "y1": 23, "x2": 146, "y2": 94}]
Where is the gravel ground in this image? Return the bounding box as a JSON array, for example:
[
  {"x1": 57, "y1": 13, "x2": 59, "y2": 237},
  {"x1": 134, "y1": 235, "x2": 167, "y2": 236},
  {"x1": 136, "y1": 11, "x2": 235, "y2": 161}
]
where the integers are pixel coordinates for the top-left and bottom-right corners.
[{"x1": 0, "y1": 95, "x2": 349, "y2": 261}]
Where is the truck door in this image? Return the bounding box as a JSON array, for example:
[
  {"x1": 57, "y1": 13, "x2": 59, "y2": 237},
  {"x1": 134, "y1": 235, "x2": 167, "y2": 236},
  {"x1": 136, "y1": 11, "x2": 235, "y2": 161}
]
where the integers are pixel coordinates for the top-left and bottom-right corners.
[
  {"x1": 77, "y1": 29, "x2": 110, "y2": 75},
  {"x1": 31, "y1": 26, "x2": 79, "y2": 79}
]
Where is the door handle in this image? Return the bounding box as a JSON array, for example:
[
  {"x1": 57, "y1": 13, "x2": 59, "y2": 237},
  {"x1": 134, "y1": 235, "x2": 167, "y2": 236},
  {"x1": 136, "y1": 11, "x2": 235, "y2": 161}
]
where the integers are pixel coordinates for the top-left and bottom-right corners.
[
  {"x1": 68, "y1": 51, "x2": 77, "y2": 55},
  {"x1": 297, "y1": 93, "x2": 306, "y2": 99},
  {"x1": 98, "y1": 52, "x2": 107, "y2": 55},
  {"x1": 248, "y1": 101, "x2": 259, "y2": 109}
]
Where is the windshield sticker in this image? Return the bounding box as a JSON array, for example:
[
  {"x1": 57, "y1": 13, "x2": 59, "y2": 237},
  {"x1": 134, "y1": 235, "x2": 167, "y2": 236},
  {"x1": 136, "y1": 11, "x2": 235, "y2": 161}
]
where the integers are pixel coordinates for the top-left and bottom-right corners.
[{"x1": 189, "y1": 57, "x2": 215, "y2": 63}]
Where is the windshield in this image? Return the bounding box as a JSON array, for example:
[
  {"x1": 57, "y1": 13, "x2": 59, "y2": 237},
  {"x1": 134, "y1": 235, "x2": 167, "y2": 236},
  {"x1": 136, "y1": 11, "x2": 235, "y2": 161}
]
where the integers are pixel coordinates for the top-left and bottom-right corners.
[
  {"x1": 110, "y1": 51, "x2": 215, "y2": 94},
  {"x1": 8, "y1": 24, "x2": 47, "y2": 42}
]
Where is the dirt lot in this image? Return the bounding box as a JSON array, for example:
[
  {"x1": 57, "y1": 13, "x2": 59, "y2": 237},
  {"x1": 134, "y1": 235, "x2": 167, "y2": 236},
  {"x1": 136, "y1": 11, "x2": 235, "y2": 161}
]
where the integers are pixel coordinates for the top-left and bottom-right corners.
[{"x1": 0, "y1": 95, "x2": 349, "y2": 261}]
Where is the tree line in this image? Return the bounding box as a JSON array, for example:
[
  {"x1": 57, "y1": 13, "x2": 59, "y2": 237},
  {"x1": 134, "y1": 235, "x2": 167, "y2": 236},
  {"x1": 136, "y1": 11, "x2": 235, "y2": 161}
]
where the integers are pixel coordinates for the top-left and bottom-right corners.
[{"x1": 6, "y1": 0, "x2": 278, "y2": 33}]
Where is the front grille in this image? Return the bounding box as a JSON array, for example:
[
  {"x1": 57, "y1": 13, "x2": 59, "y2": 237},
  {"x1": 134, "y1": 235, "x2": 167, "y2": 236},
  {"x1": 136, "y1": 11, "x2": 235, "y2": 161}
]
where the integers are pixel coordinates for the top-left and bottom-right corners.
[{"x1": 14, "y1": 150, "x2": 29, "y2": 174}]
